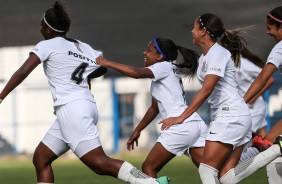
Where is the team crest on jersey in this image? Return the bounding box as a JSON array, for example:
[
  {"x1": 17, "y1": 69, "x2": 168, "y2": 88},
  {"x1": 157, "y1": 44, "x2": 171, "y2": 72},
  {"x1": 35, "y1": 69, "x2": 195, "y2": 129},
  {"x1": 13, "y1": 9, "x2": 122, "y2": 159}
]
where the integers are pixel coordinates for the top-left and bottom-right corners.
[
  {"x1": 201, "y1": 60, "x2": 207, "y2": 73},
  {"x1": 173, "y1": 68, "x2": 180, "y2": 75}
]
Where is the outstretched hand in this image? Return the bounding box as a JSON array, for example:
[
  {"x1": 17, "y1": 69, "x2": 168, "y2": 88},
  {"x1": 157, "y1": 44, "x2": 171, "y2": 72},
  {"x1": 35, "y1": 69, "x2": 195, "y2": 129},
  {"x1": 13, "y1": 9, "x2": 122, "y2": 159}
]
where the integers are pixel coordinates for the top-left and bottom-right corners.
[
  {"x1": 127, "y1": 131, "x2": 141, "y2": 151},
  {"x1": 96, "y1": 56, "x2": 110, "y2": 67},
  {"x1": 159, "y1": 116, "x2": 183, "y2": 130}
]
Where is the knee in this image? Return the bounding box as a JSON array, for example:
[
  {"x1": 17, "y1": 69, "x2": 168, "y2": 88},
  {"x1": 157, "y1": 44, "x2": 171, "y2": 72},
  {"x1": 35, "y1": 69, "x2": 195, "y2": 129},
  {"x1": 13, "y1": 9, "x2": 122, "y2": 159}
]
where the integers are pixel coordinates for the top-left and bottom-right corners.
[
  {"x1": 32, "y1": 154, "x2": 43, "y2": 169},
  {"x1": 32, "y1": 147, "x2": 55, "y2": 169},
  {"x1": 32, "y1": 152, "x2": 50, "y2": 169}
]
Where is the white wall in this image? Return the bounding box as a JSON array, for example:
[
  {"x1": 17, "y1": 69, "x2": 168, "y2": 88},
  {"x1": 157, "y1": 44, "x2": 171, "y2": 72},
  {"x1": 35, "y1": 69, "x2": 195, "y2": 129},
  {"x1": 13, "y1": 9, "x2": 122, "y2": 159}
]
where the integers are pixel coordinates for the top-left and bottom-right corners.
[{"x1": 1, "y1": 46, "x2": 280, "y2": 154}]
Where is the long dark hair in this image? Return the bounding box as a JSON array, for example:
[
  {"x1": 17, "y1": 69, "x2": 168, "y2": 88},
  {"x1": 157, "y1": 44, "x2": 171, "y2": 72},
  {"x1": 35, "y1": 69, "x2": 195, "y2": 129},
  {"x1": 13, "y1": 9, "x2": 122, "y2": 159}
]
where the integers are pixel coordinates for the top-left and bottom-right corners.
[
  {"x1": 241, "y1": 47, "x2": 265, "y2": 68},
  {"x1": 44, "y1": 1, "x2": 71, "y2": 33},
  {"x1": 198, "y1": 13, "x2": 248, "y2": 67},
  {"x1": 154, "y1": 37, "x2": 199, "y2": 78}
]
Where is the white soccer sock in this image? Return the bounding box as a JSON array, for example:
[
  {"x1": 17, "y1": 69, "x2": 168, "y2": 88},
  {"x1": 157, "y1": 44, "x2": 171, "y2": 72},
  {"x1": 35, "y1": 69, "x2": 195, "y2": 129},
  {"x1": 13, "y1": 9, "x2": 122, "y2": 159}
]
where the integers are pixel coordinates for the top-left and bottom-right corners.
[
  {"x1": 220, "y1": 145, "x2": 281, "y2": 184},
  {"x1": 198, "y1": 163, "x2": 220, "y2": 184},
  {"x1": 117, "y1": 161, "x2": 158, "y2": 184},
  {"x1": 266, "y1": 156, "x2": 282, "y2": 184},
  {"x1": 240, "y1": 147, "x2": 259, "y2": 162}
]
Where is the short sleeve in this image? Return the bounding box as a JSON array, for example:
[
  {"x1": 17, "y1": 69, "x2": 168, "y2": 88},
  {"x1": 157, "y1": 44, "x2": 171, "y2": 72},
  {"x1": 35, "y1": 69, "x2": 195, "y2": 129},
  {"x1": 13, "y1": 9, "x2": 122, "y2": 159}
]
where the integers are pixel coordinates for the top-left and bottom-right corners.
[
  {"x1": 267, "y1": 46, "x2": 282, "y2": 70},
  {"x1": 31, "y1": 41, "x2": 52, "y2": 63},
  {"x1": 206, "y1": 50, "x2": 229, "y2": 77},
  {"x1": 147, "y1": 62, "x2": 171, "y2": 81}
]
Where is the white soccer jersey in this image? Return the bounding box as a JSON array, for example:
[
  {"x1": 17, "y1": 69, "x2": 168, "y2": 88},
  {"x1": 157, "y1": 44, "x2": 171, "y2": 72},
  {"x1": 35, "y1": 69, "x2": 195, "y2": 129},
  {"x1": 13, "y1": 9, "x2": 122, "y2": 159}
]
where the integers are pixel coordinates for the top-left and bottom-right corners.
[
  {"x1": 236, "y1": 57, "x2": 266, "y2": 115},
  {"x1": 197, "y1": 43, "x2": 249, "y2": 118},
  {"x1": 147, "y1": 62, "x2": 202, "y2": 121},
  {"x1": 267, "y1": 40, "x2": 282, "y2": 74},
  {"x1": 31, "y1": 37, "x2": 102, "y2": 106}
]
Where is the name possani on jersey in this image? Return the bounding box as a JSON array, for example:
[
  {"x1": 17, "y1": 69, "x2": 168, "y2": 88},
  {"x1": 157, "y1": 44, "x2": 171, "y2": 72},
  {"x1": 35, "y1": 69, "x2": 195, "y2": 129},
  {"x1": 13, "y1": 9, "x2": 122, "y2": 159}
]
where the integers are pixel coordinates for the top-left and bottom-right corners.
[{"x1": 68, "y1": 51, "x2": 96, "y2": 64}]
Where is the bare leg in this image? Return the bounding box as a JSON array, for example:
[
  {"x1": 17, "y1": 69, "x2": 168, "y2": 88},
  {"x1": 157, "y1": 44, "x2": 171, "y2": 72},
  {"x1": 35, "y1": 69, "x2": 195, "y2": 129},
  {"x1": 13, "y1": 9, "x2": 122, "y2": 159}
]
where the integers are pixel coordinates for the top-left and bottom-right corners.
[
  {"x1": 80, "y1": 146, "x2": 163, "y2": 184},
  {"x1": 189, "y1": 147, "x2": 204, "y2": 167},
  {"x1": 219, "y1": 145, "x2": 244, "y2": 177},
  {"x1": 202, "y1": 141, "x2": 233, "y2": 170},
  {"x1": 80, "y1": 146, "x2": 123, "y2": 177},
  {"x1": 198, "y1": 141, "x2": 233, "y2": 184},
  {"x1": 142, "y1": 142, "x2": 175, "y2": 178},
  {"x1": 265, "y1": 119, "x2": 282, "y2": 143},
  {"x1": 33, "y1": 142, "x2": 59, "y2": 183}
]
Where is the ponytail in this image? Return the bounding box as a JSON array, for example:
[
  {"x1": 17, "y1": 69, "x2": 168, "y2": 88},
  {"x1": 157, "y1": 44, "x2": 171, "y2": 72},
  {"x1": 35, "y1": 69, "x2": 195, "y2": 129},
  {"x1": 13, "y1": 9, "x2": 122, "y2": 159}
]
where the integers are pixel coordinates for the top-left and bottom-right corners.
[
  {"x1": 241, "y1": 47, "x2": 265, "y2": 68},
  {"x1": 154, "y1": 37, "x2": 199, "y2": 78},
  {"x1": 219, "y1": 27, "x2": 249, "y2": 67},
  {"x1": 173, "y1": 46, "x2": 199, "y2": 78}
]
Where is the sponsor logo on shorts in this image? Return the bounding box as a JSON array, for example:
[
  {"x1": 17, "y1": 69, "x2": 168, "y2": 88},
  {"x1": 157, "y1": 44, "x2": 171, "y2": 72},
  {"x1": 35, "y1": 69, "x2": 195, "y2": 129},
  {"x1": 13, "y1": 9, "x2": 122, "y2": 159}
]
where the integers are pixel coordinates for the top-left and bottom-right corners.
[
  {"x1": 222, "y1": 107, "x2": 229, "y2": 111},
  {"x1": 209, "y1": 132, "x2": 217, "y2": 134}
]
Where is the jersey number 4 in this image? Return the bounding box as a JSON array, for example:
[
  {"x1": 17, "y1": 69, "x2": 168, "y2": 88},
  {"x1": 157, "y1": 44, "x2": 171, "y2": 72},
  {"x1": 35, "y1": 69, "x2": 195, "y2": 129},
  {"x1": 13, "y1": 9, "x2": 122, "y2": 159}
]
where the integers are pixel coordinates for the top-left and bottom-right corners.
[{"x1": 71, "y1": 63, "x2": 89, "y2": 84}]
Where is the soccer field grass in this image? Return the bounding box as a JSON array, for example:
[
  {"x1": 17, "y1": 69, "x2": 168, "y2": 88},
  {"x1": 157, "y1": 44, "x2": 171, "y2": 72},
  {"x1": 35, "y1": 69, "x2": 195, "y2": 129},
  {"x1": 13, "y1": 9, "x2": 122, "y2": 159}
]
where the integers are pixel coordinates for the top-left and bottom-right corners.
[{"x1": 0, "y1": 153, "x2": 268, "y2": 184}]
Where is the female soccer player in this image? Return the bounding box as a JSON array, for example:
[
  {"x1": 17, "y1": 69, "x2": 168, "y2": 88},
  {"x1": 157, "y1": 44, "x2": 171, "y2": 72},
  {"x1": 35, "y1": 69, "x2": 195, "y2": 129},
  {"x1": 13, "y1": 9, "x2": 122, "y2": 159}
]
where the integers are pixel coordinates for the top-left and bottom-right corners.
[
  {"x1": 0, "y1": 1, "x2": 169, "y2": 184},
  {"x1": 159, "y1": 13, "x2": 256, "y2": 183},
  {"x1": 158, "y1": 13, "x2": 282, "y2": 184},
  {"x1": 243, "y1": 6, "x2": 282, "y2": 184},
  {"x1": 96, "y1": 37, "x2": 208, "y2": 177}
]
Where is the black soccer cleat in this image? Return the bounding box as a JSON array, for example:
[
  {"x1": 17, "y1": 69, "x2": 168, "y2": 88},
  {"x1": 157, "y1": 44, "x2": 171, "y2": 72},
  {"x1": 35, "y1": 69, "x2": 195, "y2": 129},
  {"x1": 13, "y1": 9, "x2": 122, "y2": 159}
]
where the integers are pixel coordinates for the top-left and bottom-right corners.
[{"x1": 273, "y1": 135, "x2": 282, "y2": 154}]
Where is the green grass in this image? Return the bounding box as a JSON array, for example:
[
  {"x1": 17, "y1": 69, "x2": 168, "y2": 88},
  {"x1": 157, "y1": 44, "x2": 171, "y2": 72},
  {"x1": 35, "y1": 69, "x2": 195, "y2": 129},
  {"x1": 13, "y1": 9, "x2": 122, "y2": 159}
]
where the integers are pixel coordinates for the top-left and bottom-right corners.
[{"x1": 0, "y1": 154, "x2": 268, "y2": 184}]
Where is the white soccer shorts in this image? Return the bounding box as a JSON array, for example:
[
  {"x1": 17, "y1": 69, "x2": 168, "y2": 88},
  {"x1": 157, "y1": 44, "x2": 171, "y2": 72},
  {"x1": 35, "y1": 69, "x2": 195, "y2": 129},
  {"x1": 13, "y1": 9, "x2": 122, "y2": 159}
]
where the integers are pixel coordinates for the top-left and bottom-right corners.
[
  {"x1": 157, "y1": 120, "x2": 208, "y2": 157},
  {"x1": 206, "y1": 115, "x2": 252, "y2": 148},
  {"x1": 42, "y1": 99, "x2": 101, "y2": 158}
]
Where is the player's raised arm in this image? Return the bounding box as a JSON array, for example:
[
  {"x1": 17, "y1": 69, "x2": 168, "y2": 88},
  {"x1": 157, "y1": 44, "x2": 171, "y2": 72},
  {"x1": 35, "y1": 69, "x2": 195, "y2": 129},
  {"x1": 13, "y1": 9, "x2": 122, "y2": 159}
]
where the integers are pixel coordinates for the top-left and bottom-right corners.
[{"x1": 0, "y1": 53, "x2": 41, "y2": 103}]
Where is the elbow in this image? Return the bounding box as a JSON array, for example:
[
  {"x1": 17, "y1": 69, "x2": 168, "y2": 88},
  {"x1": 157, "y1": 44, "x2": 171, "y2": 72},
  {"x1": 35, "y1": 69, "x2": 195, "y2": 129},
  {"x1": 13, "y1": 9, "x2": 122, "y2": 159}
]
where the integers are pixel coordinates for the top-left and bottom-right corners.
[
  {"x1": 132, "y1": 72, "x2": 142, "y2": 79},
  {"x1": 134, "y1": 75, "x2": 141, "y2": 79}
]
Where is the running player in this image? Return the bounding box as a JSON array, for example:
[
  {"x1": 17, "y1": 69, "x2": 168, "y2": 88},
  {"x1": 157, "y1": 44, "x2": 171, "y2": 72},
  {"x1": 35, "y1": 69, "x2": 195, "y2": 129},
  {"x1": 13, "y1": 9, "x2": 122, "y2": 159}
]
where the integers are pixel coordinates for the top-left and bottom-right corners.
[
  {"x1": 0, "y1": 1, "x2": 169, "y2": 184},
  {"x1": 159, "y1": 13, "x2": 282, "y2": 184},
  {"x1": 210, "y1": 7, "x2": 282, "y2": 183},
  {"x1": 243, "y1": 6, "x2": 282, "y2": 184},
  {"x1": 96, "y1": 37, "x2": 208, "y2": 178}
]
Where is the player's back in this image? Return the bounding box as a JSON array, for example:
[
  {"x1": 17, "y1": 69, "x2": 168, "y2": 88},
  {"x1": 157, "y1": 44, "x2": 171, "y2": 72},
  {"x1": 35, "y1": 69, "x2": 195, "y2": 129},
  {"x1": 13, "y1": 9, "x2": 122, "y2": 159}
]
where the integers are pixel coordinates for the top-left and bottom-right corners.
[{"x1": 31, "y1": 37, "x2": 102, "y2": 106}]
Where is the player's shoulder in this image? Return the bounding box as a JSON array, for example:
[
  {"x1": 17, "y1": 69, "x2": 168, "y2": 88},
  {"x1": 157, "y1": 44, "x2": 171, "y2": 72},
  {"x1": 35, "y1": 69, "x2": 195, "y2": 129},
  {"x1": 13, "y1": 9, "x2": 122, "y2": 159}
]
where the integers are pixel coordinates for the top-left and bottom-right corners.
[
  {"x1": 272, "y1": 40, "x2": 282, "y2": 52},
  {"x1": 36, "y1": 37, "x2": 64, "y2": 48},
  {"x1": 151, "y1": 61, "x2": 172, "y2": 69},
  {"x1": 208, "y1": 43, "x2": 231, "y2": 64},
  {"x1": 210, "y1": 43, "x2": 230, "y2": 56},
  {"x1": 76, "y1": 39, "x2": 101, "y2": 53}
]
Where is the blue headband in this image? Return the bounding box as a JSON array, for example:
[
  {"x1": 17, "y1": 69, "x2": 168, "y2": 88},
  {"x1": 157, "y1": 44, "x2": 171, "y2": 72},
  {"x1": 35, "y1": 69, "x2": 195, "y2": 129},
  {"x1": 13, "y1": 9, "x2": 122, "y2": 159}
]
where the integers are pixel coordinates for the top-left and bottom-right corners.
[{"x1": 153, "y1": 38, "x2": 169, "y2": 61}]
